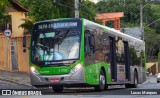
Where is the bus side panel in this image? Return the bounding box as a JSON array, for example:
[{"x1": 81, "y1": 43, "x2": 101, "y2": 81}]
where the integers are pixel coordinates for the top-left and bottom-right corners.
[
  {"x1": 83, "y1": 19, "x2": 112, "y2": 85},
  {"x1": 85, "y1": 64, "x2": 99, "y2": 85},
  {"x1": 85, "y1": 62, "x2": 111, "y2": 85}
]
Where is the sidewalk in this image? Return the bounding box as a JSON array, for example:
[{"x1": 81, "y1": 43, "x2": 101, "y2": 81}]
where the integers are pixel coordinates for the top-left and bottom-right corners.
[{"x1": 0, "y1": 70, "x2": 31, "y2": 86}]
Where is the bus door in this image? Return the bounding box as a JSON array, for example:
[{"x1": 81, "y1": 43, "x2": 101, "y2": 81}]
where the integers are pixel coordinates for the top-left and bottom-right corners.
[
  {"x1": 124, "y1": 41, "x2": 131, "y2": 82},
  {"x1": 109, "y1": 37, "x2": 117, "y2": 82},
  {"x1": 116, "y1": 38, "x2": 125, "y2": 84}
]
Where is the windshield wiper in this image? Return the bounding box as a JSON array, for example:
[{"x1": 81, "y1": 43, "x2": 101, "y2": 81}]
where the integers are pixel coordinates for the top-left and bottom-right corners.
[
  {"x1": 58, "y1": 29, "x2": 70, "y2": 45},
  {"x1": 46, "y1": 31, "x2": 61, "y2": 61}
]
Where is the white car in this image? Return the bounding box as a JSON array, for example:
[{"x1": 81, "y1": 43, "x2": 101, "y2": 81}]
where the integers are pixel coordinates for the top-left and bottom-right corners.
[{"x1": 157, "y1": 73, "x2": 160, "y2": 83}]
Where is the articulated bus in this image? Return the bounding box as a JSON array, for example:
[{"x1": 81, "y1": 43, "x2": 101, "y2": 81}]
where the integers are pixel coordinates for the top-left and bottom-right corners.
[{"x1": 30, "y1": 18, "x2": 146, "y2": 92}]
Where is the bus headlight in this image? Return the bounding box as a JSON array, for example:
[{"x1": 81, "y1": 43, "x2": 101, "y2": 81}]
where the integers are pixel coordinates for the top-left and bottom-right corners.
[
  {"x1": 30, "y1": 67, "x2": 40, "y2": 75},
  {"x1": 70, "y1": 63, "x2": 83, "y2": 74}
]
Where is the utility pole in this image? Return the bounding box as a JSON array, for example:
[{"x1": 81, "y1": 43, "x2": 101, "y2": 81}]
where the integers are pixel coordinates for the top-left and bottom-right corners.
[
  {"x1": 75, "y1": 0, "x2": 79, "y2": 18},
  {"x1": 140, "y1": 3, "x2": 144, "y2": 40}
]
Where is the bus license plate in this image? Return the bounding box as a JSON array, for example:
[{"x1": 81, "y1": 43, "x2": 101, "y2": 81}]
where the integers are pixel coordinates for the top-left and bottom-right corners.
[{"x1": 50, "y1": 78, "x2": 60, "y2": 83}]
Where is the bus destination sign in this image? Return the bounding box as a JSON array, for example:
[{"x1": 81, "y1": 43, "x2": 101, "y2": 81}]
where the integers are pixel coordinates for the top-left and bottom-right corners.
[{"x1": 37, "y1": 22, "x2": 78, "y2": 30}]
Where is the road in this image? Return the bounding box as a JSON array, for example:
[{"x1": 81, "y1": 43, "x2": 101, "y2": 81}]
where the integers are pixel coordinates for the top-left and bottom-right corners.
[
  {"x1": 0, "y1": 80, "x2": 35, "y2": 89},
  {"x1": 0, "y1": 76, "x2": 160, "y2": 98}
]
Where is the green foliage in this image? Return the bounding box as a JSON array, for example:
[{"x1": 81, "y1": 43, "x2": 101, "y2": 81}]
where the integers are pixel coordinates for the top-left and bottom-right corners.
[
  {"x1": 0, "y1": 0, "x2": 10, "y2": 24},
  {"x1": 18, "y1": 17, "x2": 34, "y2": 34},
  {"x1": 96, "y1": 0, "x2": 140, "y2": 24},
  {"x1": 158, "y1": 51, "x2": 160, "y2": 62},
  {"x1": 29, "y1": 0, "x2": 57, "y2": 21},
  {"x1": 80, "y1": 0, "x2": 97, "y2": 21},
  {"x1": 19, "y1": 0, "x2": 96, "y2": 21},
  {"x1": 144, "y1": 26, "x2": 160, "y2": 59},
  {"x1": 19, "y1": 0, "x2": 75, "y2": 22},
  {"x1": 18, "y1": 0, "x2": 32, "y2": 8},
  {"x1": 147, "y1": 4, "x2": 160, "y2": 33}
]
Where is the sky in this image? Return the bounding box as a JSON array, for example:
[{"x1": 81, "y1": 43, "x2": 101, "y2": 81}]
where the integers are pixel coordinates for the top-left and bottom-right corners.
[{"x1": 89, "y1": 0, "x2": 102, "y2": 3}]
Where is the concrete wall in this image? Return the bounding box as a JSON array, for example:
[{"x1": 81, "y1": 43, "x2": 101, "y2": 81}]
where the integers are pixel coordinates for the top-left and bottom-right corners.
[
  {"x1": 0, "y1": 35, "x2": 30, "y2": 73},
  {"x1": 8, "y1": 12, "x2": 25, "y2": 37},
  {"x1": 17, "y1": 36, "x2": 30, "y2": 73},
  {"x1": 0, "y1": 36, "x2": 12, "y2": 71}
]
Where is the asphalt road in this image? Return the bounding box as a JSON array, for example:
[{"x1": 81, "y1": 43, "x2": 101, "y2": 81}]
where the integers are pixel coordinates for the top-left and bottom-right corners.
[
  {"x1": 0, "y1": 75, "x2": 160, "y2": 98},
  {"x1": 0, "y1": 80, "x2": 35, "y2": 89}
]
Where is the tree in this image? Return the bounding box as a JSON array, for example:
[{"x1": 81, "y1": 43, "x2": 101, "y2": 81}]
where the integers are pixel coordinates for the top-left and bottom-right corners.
[
  {"x1": 18, "y1": 17, "x2": 34, "y2": 34},
  {"x1": 19, "y1": 0, "x2": 75, "y2": 22},
  {"x1": 19, "y1": 0, "x2": 98, "y2": 21},
  {"x1": 57, "y1": 0, "x2": 74, "y2": 18},
  {"x1": 18, "y1": 0, "x2": 32, "y2": 8},
  {"x1": 30, "y1": 0, "x2": 57, "y2": 21},
  {"x1": 144, "y1": 26, "x2": 160, "y2": 60},
  {"x1": 80, "y1": 0, "x2": 97, "y2": 21},
  {"x1": 158, "y1": 51, "x2": 160, "y2": 62},
  {"x1": 96, "y1": 0, "x2": 141, "y2": 24},
  {"x1": 145, "y1": 4, "x2": 160, "y2": 34},
  {"x1": 0, "y1": 0, "x2": 10, "y2": 24}
]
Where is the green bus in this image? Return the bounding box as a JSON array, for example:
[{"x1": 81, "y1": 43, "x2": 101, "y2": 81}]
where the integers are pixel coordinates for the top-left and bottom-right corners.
[{"x1": 29, "y1": 18, "x2": 146, "y2": 92}]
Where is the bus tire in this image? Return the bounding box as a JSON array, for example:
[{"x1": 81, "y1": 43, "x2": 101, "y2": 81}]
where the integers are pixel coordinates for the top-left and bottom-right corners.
[
  {"x1": 52, "y1": 86, "x2": 63, "y2": 93},
  {"x1": 125, "y1": 84, "x2": 132, "y2": 88},
  {"x1": 94, "y1": 69, "x2": 106, "y2": 91},
  {"x1": 125, "y1": 71, "x2": 138, "y2": 88},
  {"x1": 132, "y1": 71, "x2": 138, "y2": 88}
]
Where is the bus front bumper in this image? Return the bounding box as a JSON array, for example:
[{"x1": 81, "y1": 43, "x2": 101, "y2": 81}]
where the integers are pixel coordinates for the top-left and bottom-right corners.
[{"x1": 30, "y1": 68, "x2": 85, "y2": 87}]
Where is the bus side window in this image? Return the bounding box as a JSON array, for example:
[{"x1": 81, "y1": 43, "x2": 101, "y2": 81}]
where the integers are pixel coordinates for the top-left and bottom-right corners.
[
  {"x1": 85, "y1": 30, "x2": 95, "y2": 55},
  {"x1": 85, "y1": 36, "x2": 91, "y2": 55},
  {"x1": 88, "y1": 34, "x2": 95, "y2": 53}
]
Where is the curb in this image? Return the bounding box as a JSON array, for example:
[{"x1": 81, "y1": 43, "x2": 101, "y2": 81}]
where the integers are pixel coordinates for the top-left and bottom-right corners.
[{"x1": 0, "y1": 77, "x2": 36, "y2": 89}]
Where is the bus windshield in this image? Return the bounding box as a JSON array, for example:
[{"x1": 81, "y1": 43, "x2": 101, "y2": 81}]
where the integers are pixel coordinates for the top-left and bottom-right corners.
[{"x1": 31, "y1": 29, "x2": 80, "y2": 62}]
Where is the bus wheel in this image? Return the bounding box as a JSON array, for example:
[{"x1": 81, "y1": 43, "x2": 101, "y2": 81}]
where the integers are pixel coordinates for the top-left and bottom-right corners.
[
  {"x1": 125, "y1": 71, "x2": 138, "y2": 88},
  {"x1": 95, "y1": 69, "x2": 106, "y2": 91},
  {"x1": 52, "y1": 86, "x2": 63, "y2": 93},
  {"x1": 132, "y1": 71, "x2": 138, "y2": 88}
]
